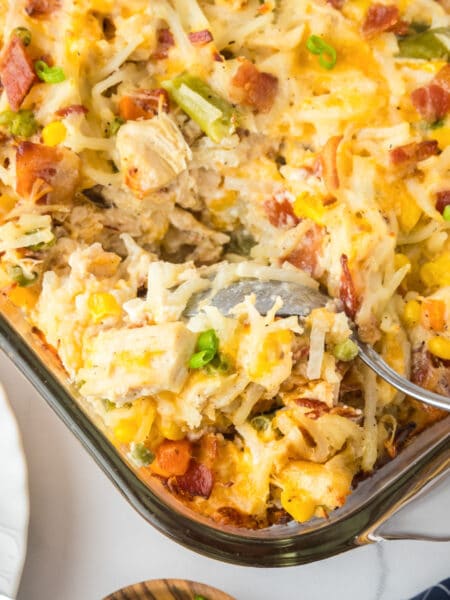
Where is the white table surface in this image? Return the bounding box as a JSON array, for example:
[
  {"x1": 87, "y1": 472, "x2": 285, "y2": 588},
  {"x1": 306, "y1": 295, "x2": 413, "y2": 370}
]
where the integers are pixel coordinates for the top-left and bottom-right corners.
[{"x1": 1, "y1": 353, "x2": 449, "y2": 600}]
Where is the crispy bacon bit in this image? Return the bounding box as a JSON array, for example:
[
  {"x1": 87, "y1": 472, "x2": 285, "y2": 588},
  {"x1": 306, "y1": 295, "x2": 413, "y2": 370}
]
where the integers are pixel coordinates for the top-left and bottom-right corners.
[
  {"x1": 285, "y1": 224, "x2": 323, "y2": 277},
  {"x1": 411, "y1": 84, "x2": 450, "y2": 123},
  {"x1": 55, "y1": 104, "x2": 88, "y2": 118},
  {"x1": 389, "y1": 19, "x2": 410, "y2": 36},
  {"x1": 436, "y1": 190, "x2": 450, "y2": 214},
  {"x1": 295, "y1": 397, "x2": 329, "y2": 419},
  {"x1": 319, "y1": 135, "x2": 342, "y2": 194},
  {"x1": 361, "y1": 4, "x2": 400, "y2": 37},
  {"x1": 172, "y1": 460, "x2": 214, "y2": 499},
  {"x1": 340, "y1": 254, "x2": 359, "y2": 320},
  {"x1": 25, "y1": 0, "x2": 60, "y2": 16},
  {"x1": 230, "y1": 60, "x2": 278, "y2": 113},
  {"x1": 118, "y1": 89, "x2": 170, "y2": 121},
  {"x1": 0, "y1": 37, "x2": 37, "y2": 111},
  {"x1": 153, "y1": 28, "x2": 174, "y2": 60},
  {"x1": 389, "y1": 140, "x2": 439, "y2": 167},
  {"x1": 264, "y1": 196, "x2": 299, "y2": 229},
  {"x1": 16, "y1": 141, "x2": 80, "y2": 203},
  {"x1": 188, "y1": 30, "x2": 213, "y2": 46}
]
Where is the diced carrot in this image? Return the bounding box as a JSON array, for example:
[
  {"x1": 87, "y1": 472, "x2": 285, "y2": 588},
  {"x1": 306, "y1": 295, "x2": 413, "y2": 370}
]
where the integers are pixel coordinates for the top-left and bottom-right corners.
[
  {"x1": 153, "y1": 439, "x2": 192, "y2": 477},
  {"x1": 119, "y1": 96, "x2": 152, "y2": 121},
  {"x1": 421, "y1": 299, "x2": 446, "y2": 331}
]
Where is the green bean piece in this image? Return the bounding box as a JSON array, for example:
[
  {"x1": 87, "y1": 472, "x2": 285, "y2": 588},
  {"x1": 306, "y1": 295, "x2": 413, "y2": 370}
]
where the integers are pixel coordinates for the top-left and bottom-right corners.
[{"x1": 162, "y1": 73, "x2": 237, "y2": 143}]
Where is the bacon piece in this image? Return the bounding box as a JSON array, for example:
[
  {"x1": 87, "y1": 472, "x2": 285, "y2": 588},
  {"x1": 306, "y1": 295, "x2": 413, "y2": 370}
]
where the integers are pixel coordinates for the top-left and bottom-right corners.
[
  {"x1": 411, "y1": 85, "x2": 450, "y2": 123},
  {"x1": 318, "y1": 136, "x2": 342, "y2": 194},
  {"x1": 361, "y1": 4, "x2": 400, "y2": 38},
  {"x1": 0, "y1": 37, "x2": 37, "y2": 111},
  {"x1": 295, "y1": 397, "x2": 329, "y2": 419},
  {"x1": 230, "y1": 60, "x2": 278, "y2": 113},
  {"x1": 55, "y1": 104, "x2": 88, "y2": 118},
  {"x1": 25, "y1": 0, "x2": 60, "y2": 16},
  {"x1": 340, "y1": 254, "x2": 359, "y2": 320},
  {"x1": 172, "y1": 460, "x2": 214, "y2": 499},
  {"x1": 264, "y1": 196, "x2": 299, "y2": 229},
  {"x1": 389, "y1": 140, "x2": 439, "y2": 167},
  {"x1": 436, "y1": 190, "x2": 450, "y2": 214},
  {"x1": 16, "y1": 141, "x2": 80, "y2": 203},
  {"x1": 153, "y1": 28, "x2": 174, "y2": 60},
  {"x1": 118, "y1": 89, "x2": 169, "y2": 121},
  {"x1": 188, "y1": 30, "x2": 213, "y2": 46},
  {"x1": 285, "y1": 224, "x2": 323, "y2": 277}
]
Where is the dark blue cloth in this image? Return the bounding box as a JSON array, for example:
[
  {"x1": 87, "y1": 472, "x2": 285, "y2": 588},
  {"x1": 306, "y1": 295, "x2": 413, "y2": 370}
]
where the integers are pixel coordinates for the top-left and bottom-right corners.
[{"x1": 410, "y1": 579, "x2": 450, "y2": 600}]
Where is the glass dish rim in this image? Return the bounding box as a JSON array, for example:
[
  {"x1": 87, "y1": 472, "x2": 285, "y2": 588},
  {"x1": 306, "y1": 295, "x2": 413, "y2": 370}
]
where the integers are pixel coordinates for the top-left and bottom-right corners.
[{"x1": 0, "y1": 302, "x2": 449, "y2": 567}]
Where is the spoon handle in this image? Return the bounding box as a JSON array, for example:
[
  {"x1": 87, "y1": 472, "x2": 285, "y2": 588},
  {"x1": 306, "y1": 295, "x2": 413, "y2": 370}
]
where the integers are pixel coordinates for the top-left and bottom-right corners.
[{"x1": 357, "y1": 340, "x2": 450, "y2": 411}]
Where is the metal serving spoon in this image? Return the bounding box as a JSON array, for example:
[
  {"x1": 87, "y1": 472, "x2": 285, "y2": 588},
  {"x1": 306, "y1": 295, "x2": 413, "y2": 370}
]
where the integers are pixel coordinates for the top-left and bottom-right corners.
[{"x1": 185, "y1": 279, "x2": 450, "y2": 412}]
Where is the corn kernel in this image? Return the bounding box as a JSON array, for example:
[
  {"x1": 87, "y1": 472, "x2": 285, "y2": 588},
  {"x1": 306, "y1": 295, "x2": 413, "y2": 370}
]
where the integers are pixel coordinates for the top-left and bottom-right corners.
[
  {"x1": 420, "y1": 253, "x2": 450, "y2": 288},
  {"x1": 88, "y1": 292, "x2": 121, "y2": 323},
  {"x1": 293, "y1": 192, "x2": 326, "y2": 225},
  {"x1": 431, "y1": 126, "x2": 450, "y2": 151},
  {"x1": 114, "y1": 418, "x2": 139, "y2": 444},
  {"x1": 403, "y1": 300, "x2": 421, "y2": 327},
  {"x1": 280, "y1": 487, "x2": 317, "y2": 523},
  {"x1": 394, "y1": 254, "x2": 410, "y2": 271},
  {"x1": 428, "y1": 336, "x2": 450, "y2": 360},
  {"x1": 397, "y1": 194, "x2": 421, "y2": 233},
  {"x1": 158, "y1": 419, "x2": 184, "y2": 441},
  {"x1": 42, "y1": 121, "x2": 67, "y2": 147}
]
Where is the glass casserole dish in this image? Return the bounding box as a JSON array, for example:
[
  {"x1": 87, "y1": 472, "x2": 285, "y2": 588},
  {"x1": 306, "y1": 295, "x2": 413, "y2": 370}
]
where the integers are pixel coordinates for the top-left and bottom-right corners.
[
  {"x1": 0, "y1": 0, "x2": 450, "y2": 567},
  {"x1": 1, "y1": 294, "x2": 449, "y2": 567}
]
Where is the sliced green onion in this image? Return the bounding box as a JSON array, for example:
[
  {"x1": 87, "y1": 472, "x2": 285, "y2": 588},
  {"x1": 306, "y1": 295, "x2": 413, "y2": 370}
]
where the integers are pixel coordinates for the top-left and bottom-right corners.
[
  {"x1": 204, "y1": 353, "x2": 233, "y2": 375},
  {"x1": 443, "y1": 205, "x2": 450, "y2": 221},
  {"x1": 162, "y1": 73, "x2": 236, "y2": 143},
  {"x1": 333, "y1": 339, "x2": 359, "y2": 362},
  {"x1": 9, "y1": 265, "x2": 38, "y2": 287},
  {"x1": 397, "y1": 27, "x2": 450, "y2": 60},
  {"x1": 197, "y1": 329, "x2": 219, "y2": 353},
  {"x1": 0, "y1": 109, "x2": 38, "y2": 138},
  {"x1": 189, "y1": 349, "x2": 216, "y2": 369},
  {"x1": 35, "y1": 60, "x2": 66, "y2": 84},
  {"x1": 129, "y1": 442, "x2": 155, "y2": 467},
  {"x1": 189, "y1": 329, "x2": 220, "y2": 369},
  {"x1": 194, "y1": 596, "x2": 208, "y2": 600},
  {"x1": 306, "y1": 35, "x2": 337, "y2": 70},
  {"x1": 106, "y1": 116, "x2": 125, "y2": 138},
  {"x1": 12, "y1": 27, "x2": 32, "y2": 46}
]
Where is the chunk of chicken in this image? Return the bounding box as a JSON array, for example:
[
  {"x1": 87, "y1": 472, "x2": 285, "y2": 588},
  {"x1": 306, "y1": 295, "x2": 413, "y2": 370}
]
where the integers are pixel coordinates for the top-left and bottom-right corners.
[
  {"x1": 116, "y1": 114, "x2": 192, "y2": 196},
  {"x1": 79, "y1": 323, "x2": 197, "y2": 402}
]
